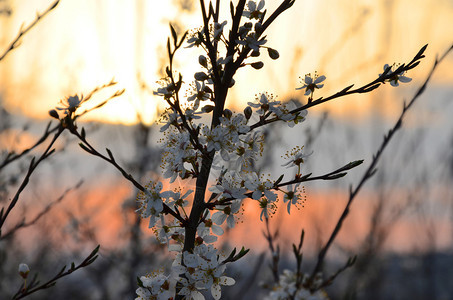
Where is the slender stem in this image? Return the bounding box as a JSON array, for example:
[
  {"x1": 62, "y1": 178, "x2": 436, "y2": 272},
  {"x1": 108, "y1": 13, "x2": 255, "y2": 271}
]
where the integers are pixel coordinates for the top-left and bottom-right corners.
[
  {"x1": 0, "y1": 126, "x2": 63, "y2": 230},
  {"x1": 0, "y1": 0, "x2": 60, "y2": 62}
]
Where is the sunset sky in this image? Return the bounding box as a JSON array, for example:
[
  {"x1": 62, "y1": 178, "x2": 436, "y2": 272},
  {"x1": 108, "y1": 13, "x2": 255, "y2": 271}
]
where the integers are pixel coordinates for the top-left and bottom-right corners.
[
  {"x1": 1, "y1": 0, "x2": 452, "y2": 124},
  {"x1": 1, "y1": 0, "x2": 453, "y2": 262}
]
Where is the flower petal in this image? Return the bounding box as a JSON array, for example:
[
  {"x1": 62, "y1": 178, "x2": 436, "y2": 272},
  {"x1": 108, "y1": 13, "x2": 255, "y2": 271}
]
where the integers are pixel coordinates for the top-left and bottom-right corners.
[
  {"x1": 211, "y1": 283, "x2": 222, "y2": 300},
  {"x1": 314, "y1": 75, "x2": 326, "y2": 84},
  {"x1": 399, "y1": 75, "x2": 412, "y2": 83}
]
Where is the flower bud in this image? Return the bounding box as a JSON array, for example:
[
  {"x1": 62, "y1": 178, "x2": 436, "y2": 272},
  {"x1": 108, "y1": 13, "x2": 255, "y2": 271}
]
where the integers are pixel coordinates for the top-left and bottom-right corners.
[
  {"x1": 267, "y1": 48, "x2": 280, "y2": 60},
  {"x1": 203, "y1": 85, "x2": 213, "y2": 93},
  {"x1": 244, "y1": 106, "x2": 252, "y2": 120},
  {"x1": 18, "y1": 263, "x2": 30, "y2": 279},
  {"x1": 223, "y1": 109, "x2": 232, "y2": 119},
  {"x1": 244, "y1": 22, "x2": 253, "y2": 29},
  {"x1": 202, "y1": 105, "x2": 215, "y2": 113},
  {"x1": 254, "y1": 22, "x2": 263, "y2": 32},
  {"x1": 251, "y1": 61, "x2": 264, "y2": 69},
  {"x1": 194, "y1": 72, "x2": 209, "y2": 81},
  {"x1": 250, "y1": 50, "x2": 260, "y2": 57},
  {"x1": 49, "y1": 109, "x2": 59, "y2": 119},
  {"x1": 198, "y1": 55, "x2": 208, "y2": 68}
]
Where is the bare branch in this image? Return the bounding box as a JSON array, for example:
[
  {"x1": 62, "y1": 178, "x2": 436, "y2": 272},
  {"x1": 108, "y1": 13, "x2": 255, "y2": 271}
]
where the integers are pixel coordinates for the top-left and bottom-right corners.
[
  {"x1": 0, "y1": 0, "x2": 60, "y2": 62},
  {"x1": 12, "y1": 245, "x2": 100, "y2": 299}
]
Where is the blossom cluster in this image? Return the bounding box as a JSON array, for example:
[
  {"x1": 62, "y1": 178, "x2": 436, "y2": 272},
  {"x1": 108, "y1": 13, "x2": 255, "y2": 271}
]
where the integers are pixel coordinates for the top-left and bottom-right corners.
[
  {"x1": 136, "y1": 85, "x2": 313, "y2": 298},
  {"x1": 134, "y1": 1, "x2": 332, "y2": 299},
  {"x1": 265, "y1": 270, "x2": 328, "y2": 300}
]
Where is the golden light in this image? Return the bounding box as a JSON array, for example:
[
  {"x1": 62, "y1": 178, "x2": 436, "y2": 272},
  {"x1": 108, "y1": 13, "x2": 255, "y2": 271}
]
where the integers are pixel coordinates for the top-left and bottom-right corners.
[{"x1": 0, "y1": 0, "x2": 452, "y2": 125}]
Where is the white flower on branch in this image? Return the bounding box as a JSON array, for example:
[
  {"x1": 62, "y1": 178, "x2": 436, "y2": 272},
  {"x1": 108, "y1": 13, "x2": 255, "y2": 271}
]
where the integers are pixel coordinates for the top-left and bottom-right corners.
[
  {"x1": 278, "y1": 100, "x2": 308, "y2": 128},
  {"x1": 211, "y1": 199, "x2": 243, "y2": 228},
  {"x1": 161, "y1": 130, "x2": 196, "y2": 183},
  {"x1": 159, "y1": 109, "x2": 179, "y2": 132},
  {"x1": 136, "y1": 181, "x2": 172, "y2": 228},
  {"x1": 172, "y1": 245, "x2": 235, "y2": 300},
  {"x1": 213, "y1": 21, "x2": 227, "y2": 41},
  {"x1": 187, "y1": 80, "x2": 212, "y2": 104},
  {"x1": 165, "y1": 188, "x2": 192, "y2": 208},
  {"x1": 136, "y1": 271, "x2": 172, "y2": 300},
  {"x1": 244, "y1": 172, "x2": 277, "y2": 202},
  {"x1": 236, "y1": 32, "x2": 267, "y2": 51},
  {"x1": 200, "y1": 125, "x2": 232, "y2": 161},
  {"x1": 234, "y1": 131, "x2": 264, "y2": 170},
  {"x1": 265, "y1": 269, "x2": 328, "y2": 300},
  {"x1": 296, "y1": 72, "x2": 326, "y2": 96},
  {"x1": 154, "y1": 78, "x2": 176, "y2": 100},
  {"x1": 281, "y1": 146, "x2": 312, "y2": 175},
  {"x1": 219, "y1": 114, "x2": 250, "y2": 143},
  {"x1": 258, "y1": 197, "x2": 278, "y2": 221},
  {"x1": 243, "y1": 0, "x2": 266, "y2": 20},
  {"x1": 56, "y1": 94, "x2": 83, "y2": 115},
  {"x1": 197, "y1": 212, "x2": 224, "y2": 240},
  {"x1": 282, "y1": 184, "x2": 306, "y2": 214},
  {"x1": 248, "y1": 92, "x2": 281, "y2": 115},
  {"x1": 209, "y1": 172, "x2": 247, "y2": 201},
  {"x1": 178, "y1": 277, "x2": 206, "y2": 300},
  {"x1": 186, "y1": 27, "x2": 203, "y2": 48},
  {"x1": 380, "y1": 63, "x2": 412, "y2": 87}
]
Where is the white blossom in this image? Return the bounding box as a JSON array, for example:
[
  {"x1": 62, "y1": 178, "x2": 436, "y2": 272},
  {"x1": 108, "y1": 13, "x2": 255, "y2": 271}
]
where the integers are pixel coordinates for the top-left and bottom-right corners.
[
  {"x1": 265, "y1": 269, "x2": 328, "y2": 300},
  {"x1": 136, "y1": 271, "x2": 172, "y2": 300},
  {"x1": 296, "y1": 73, "x2": 326, "y2": 96},
  {"x1": 248, "y1": 93, "x2": 281, "y2": 115},
  {"x1": 282, "y1": 146, "x2": 312, "y2": 175},
  {"x1": 243, "y1": 0, "x2": 266, "y2": 20},
  {"x1": 161, "y1": 130, "x2": 195, "y2": 183},
  {"x1": 211, "y1": 200, "x2": 243, "y2": 228},
  {"x1": 236, "y1": 32, "x2": 267, "y2": 51},
  {"x1": 244, "y1": 172, "x2": 277, "y2": 202},
  {"x1": 282, "y1": 184, "x2": 305, "y2": 214},
  {"x1": 136, "y1": 182, "x2": 172, "y2": 228},
  {"x1": 208, "y1": 172, "x2": 247, "y2": 201},
  {"x1": 380, "y1": 63, "x2": 412, "y2": 87},
  {"x1": 56, "y1": 95, "x2": 83, "y2": 114},
  {"x1": 172, "y1": 245, "x2": 235, "y2": 300},
  {"x1": 220, "y1": 114, "x2": 250, "y2": 143}
]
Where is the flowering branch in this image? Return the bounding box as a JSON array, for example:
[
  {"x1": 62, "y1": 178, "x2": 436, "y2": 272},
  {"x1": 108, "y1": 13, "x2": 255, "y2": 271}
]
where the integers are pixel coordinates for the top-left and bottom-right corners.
[
  {"x1": 308, "y1": 43, "x2": 453, "y2": 289},
  {"x1": 1, "y1": 80, "x2": 120, "y2": 170},
  {"x1": 249, "y1": 44, "x2": 428, "y2": 131}
]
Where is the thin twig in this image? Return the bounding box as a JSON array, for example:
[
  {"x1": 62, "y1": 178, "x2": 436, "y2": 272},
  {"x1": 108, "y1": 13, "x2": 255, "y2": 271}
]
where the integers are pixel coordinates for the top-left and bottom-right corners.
[
  {"x1": 0, "y1": 0, "x2": 60, "y2": 62},
  {"x1": 12, "y1": 245, "x2": 100, "y2": 299},
  {"x1": 0, "y1": 180, "x2": 83, "y2": 240},
  {"x1": 263, "y1": 217, "x2": 280, "y2": 283},
  {"x1": 74, "y1": 129, "x2": 184, "y2": 223},
  {"x1": 0, "y1": 126, "x2": 64, "y2": 231}
]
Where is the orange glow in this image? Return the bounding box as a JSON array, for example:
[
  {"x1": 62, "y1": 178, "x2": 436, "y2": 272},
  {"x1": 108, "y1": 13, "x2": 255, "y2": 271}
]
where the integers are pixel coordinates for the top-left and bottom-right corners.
[
  {"x1": 10, "y1": 179, "x2": 448, "y2": 254},
  {"x1": 0, "y1": 1, "x2": 452, "y2": 124}
]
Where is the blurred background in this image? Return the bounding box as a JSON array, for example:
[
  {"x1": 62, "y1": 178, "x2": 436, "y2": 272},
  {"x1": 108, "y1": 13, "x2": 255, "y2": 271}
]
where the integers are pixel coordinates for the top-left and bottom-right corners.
[{"x1": 1, "y1": 0, "x2": 453, "y2": 299}]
